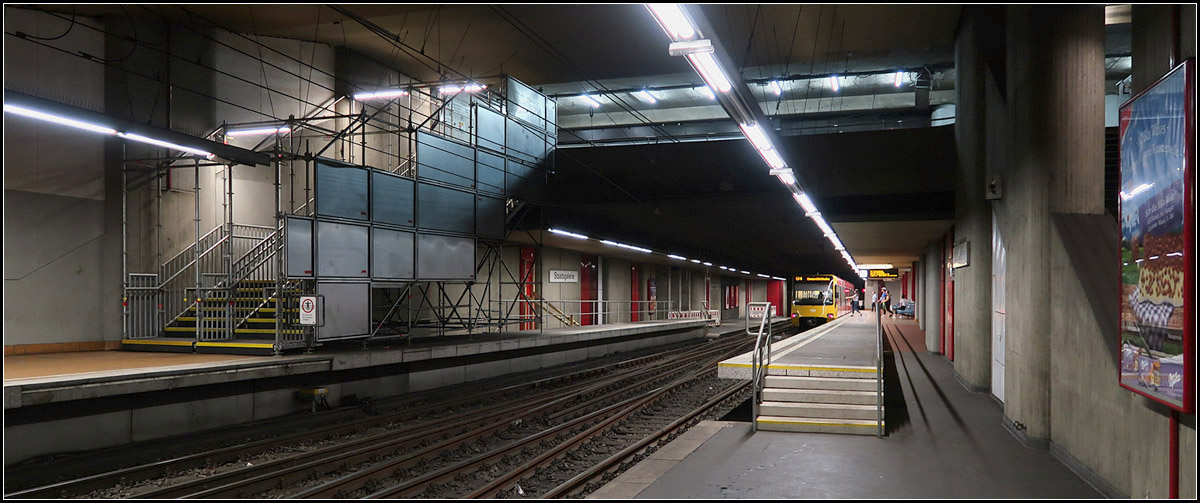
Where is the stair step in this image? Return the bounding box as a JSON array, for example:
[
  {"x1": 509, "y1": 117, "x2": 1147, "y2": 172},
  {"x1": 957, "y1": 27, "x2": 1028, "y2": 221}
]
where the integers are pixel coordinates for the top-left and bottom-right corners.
[
  {"x1": 764, "y1": 375, "x2": 879, "y2": 391},
  {"x1": 755, "y1": 415, "x2": 882, "y2": 435},
  {"x1": 760, "y1": 401, "x2": 882, "y2": 420},
  {"x1": 177, "y1": 317, "x2": 276, "y2": 323},
  {"x1": 761, "y1": 388, "x2": 879, "y2": 405},
  {"x1": 164, "y1": 327, "x2": 302, "y2": 335},
  {"x1": 203, "y1": 297, "x2": 277, "y2": 303}
]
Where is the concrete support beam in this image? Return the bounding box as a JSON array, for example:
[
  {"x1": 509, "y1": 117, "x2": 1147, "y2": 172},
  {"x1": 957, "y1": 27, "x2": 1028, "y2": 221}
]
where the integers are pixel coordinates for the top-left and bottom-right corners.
[
  {"x1": 999, "y1": 4, "x2": 1104, "y2": 445},
  {"x1": 923, "y1": 240, "x2": 942, "y2": 353},
  {"x1": 951, "y1": 10, "x2": 994, "y2": 390}
]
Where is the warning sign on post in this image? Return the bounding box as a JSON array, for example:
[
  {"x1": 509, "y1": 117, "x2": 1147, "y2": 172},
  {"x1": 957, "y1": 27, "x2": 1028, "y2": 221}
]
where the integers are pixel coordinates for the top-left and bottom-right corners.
[{"x1": 299, "y1": 296, "x2": 318, "y2": 325}]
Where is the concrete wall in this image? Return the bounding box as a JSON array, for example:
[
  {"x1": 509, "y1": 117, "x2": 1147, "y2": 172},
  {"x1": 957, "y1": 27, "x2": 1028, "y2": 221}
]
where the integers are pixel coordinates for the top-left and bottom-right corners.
[
  {"x1": 954, "y1": 5, "x2": 1196, "y2": 497},
  {"x1": 923, "y1": 239, "x2": 943, "y2": 353},
  {"x1": 4, "y1": 9, "x2": 113, "y2": 347},
  {"x1": 603, "y1": 257, "x2": 632, "y2": 323}
]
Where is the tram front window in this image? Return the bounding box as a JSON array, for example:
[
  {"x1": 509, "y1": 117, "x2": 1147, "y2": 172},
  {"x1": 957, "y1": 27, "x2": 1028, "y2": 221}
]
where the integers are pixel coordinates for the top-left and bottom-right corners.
[{"x1": 794, "y1": 283, "x2": 832, "y2": 306}]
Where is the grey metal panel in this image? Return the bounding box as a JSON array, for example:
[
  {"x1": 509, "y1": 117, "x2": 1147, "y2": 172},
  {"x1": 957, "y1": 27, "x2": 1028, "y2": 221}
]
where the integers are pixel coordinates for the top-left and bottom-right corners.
[
  {"x1": 286, "y1": 216, "x2": 313, "y2": 277},
  {"x1": 316, "y1": 163, "x2": 369, "y2": 220},
  {"x1": 476, "y1": 106, "x2": 506, "y2": 154},
  {"x1": 476, "y1": 195, "x2": 505, "y2": 238},
  {"x1": 316, "y1": 281, "x2": 370, "y2": 340},
  {"x1": 506, "y1": 159, "x2": 544, "y2": 201},
  {"x1": 545, "y1": 97, "x2": 557, "y2": 134},
  {"x1": 371, "y1": 171, "x2": 415, "y2": 227},
  {"x1": 417, "y1": 182, "x2": 475, "y2": 234},
  {"x1": 372, "y1": 228, "x2": 415, "y2": 279},
  {"x1": 416, "y1": 132, "x2": 475, "y2": 188},
  {"x1": 417, "y1": 234, "x2": 476, "y2": 280},
  {"x1": 476, "y1": 151, "x2": 505, "y2": 195},
  {"x1": 506, "y1": 117, "x2": 544, "y2": 164},
  {"x1": 507, "y1": 76, "x2": 546, "y2": 131},
  {"x1": 316, "y1": 221, "x2": 370, "y2": 278}
]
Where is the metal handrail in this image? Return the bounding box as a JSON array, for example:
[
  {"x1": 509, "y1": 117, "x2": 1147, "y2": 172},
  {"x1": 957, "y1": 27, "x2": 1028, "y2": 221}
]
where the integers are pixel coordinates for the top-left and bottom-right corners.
[
  {"x1": 876, "y1": 303, "x2": 884, "y2": 438},
  {"x1": 159, "y1": 224, "x2": 224, "y2": 273},
  {"x1": 747, "y1": 301, "x2": 774, "y2": 433}
]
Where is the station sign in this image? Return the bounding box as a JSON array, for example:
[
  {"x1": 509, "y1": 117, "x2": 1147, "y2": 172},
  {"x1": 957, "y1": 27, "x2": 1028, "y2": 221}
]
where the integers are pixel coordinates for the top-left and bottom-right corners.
[
  {"x1": 549, "y1": 270, "x2": 579, "y2": 283},
  {"x1": 868, "y1": 269, "x2": 899, "y2": 279}
]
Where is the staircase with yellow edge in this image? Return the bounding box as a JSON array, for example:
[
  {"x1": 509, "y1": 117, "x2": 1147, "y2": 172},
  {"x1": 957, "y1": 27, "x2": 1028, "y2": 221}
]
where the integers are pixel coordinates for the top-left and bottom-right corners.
[
  {"x1": 127, "y1": 280, "x2": 303, "y2": 355},
  {"x1": 755, "y1": 366, "x2": 883, "y2": 435}
]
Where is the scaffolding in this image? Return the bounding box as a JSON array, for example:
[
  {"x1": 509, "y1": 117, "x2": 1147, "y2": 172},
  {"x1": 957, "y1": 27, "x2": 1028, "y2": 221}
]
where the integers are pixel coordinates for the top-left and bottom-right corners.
[{"x1": 121, "y1": 76, "x2": 558, "y2": 354}]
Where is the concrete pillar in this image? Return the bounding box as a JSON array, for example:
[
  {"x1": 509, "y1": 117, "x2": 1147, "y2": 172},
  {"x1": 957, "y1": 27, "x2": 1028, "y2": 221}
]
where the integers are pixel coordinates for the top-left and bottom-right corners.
[
  {"x1": 951, "y1": 8, "x2": 995, "y2": 391},
  {"x1": 1000, "y1": 5, "x2": 1105, "y2": 444},
  {"x1": 924, "y1": 240, "x2": 943, "y2": 352}
]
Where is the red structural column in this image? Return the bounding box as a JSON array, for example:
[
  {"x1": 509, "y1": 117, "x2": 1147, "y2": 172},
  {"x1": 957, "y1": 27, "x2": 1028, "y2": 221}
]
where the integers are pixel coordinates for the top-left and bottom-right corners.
[
  {"x1": 520, "y1": 247, "x2": 535, "y2": 330},
  {"x1": 767, "y1": 279, "x2": 782, "y2": 317},
  {"x1": 631, "y1": 263, "x2": 640, "y2": 322},
  {"x1": 580, "y1": 254, "x2": 597, "y2": 326}
]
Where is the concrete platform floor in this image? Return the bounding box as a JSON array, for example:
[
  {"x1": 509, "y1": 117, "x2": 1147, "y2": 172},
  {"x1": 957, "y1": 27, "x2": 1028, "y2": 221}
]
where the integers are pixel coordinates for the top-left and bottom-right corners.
[
  {"x1": 3, "y1": 351, "x2": 263, "y2": 381},
  {"x1": 605, "y1": 319, "x2": 1103, "y2": 499}
]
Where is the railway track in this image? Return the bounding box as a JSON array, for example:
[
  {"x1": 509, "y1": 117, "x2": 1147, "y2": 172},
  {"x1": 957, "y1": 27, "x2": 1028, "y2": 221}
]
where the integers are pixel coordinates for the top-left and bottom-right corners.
[{"x1": 9, "y1": 322, "x2": 794, "y2": 500}]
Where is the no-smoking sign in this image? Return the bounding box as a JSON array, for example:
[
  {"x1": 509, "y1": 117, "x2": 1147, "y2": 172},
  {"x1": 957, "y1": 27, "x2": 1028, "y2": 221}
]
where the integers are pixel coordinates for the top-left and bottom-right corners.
[{"x1": 299, "y1": 296, "x2": 318, "y2": 325}]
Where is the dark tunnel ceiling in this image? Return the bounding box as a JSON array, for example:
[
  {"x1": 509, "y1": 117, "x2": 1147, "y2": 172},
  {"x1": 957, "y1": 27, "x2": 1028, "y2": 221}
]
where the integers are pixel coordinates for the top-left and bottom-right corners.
[{"x1": 544, "y1": 126, "x2": 957, "y2": 278}]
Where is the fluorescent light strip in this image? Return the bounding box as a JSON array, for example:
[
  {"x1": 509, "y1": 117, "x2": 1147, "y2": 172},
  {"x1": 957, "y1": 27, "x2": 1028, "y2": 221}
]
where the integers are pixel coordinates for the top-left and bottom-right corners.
[
  {"x1": 699, "y1": 86, "x2": 716, "y2": 100},
  {"x1": 739, "y1": 122, "x2": 773, "y2": 152},
  {"x1": 894, "y1": 71, "x2": 904, "y2": 87},
  {"x1": 668, "y1": 254, "x2": 688, "y2": 260},
  {"x1": 830, "y1": 75, "x2": 840, "y2": 92},
  {"x1": 771, "y1": 276, "x2": 785, "y2": 281},
  {"x1": 777, "y1": 171, "x2": 796, "y2": 186},
  {"x1": 582, "y1": 94, "x2": 603, "y2": 108},
  {"x1": 119, "y1": 132, "x2": 215, "y2": 159},
  {"x1": 719, "y1": 266, "x2": 728, "y2": 270},
  {"x1": 761, "y1": 148, "x2": 785, "y2": 169},
  {"x1": 769, "y1": 80, "x2": 782, "y2": 95},
  {"x1": 812, "y1": 214, "x2": 835, "y2": 236},
  {"x1": 740, "y1": 270, "x2": 751, "y2": 275},
  {"x1": 703, "y1": 262, "x2": 713, "y2": 266},
  {"x1": 549, "y1": 228, "x2": 589, "y2": 240},
  {"x1": 687, "y1": 52, "x2": 732, "y2": 93},
  {"x1": 690, "y1": 259, "x2": 702, "y2": 264},
  {"x1": 756, "y1": 273, "x2": 770, "y2": 278},
  {"x1": 353, "y1": 89, "x2": 409, "y2": 100},
  {"x1": 5, "y1": 104, "x2": 118, "y2": 135},
  {"x1": 858, "y1": 264, "x2": 894, "y2": 269},
  {"x1": 600, "y1": 240, "x2": 652, "y2": 253},
  {"x1": 634, "y1": 90, "x2": 657, "y2": 104},
  {"x1": 439, "y1": 84, "x2": 486, "y2": 95},
  {"x1": 226, "y1": 126, "x2": 290, "y2": 137},
  {"x1": 793, "y1": 193, "x2": 818, "y2": 214},
  {"x1": 647, "y1": 3, "x2": 695, "y2": 40},
  {"x1": 828, "y1": 234, "x2": 845, "y2": 251}
]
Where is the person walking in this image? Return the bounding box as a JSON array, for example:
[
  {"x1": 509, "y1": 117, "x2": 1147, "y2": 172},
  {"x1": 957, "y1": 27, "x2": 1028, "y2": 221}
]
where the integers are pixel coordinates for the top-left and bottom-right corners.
[
  {"x1": 871, "y1": 291, "x2": 878, "y2": 312},
  {"x1": 850, "y1": 290, "x2": 861, "y2": 317},
  {"x1": 881, "y1": 287, "x2": 893, "y2": 318}
]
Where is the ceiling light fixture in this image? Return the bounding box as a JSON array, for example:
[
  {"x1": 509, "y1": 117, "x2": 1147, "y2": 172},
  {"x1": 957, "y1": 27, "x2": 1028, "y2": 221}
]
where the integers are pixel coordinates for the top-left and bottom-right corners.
[
  {"x1": 668, "y1": 254, "x2": 688, "y2": 260},
  {"x1": 894, "y1": 71, "x2": 904, "y2": 87},
  {"x1": 687, "y1": 53, "x2": 733, "y2": 93},
  {"x1": 600, "y1": 240, "x2": 652, "y2": 253},
  {"x1": 699, "y1": 85, "x2": 716, "y2": 100},
  {"x1": 226, "y1": 126, "x2": 290, "y2": 137},
  {"x1": 794, "y1": 192, "x2": 818, "y2": 215},
  {"x1": 439, "y1": 83, "x2": 486, "y2": 95},
  {"x1": 739, "y1": 122, "x2": 772, "y2": 152},
  {"x1": 353, "y1": 88, "x2": 409, "y2": 100},
  {"x1": 703, "y1": 262, "x2": 713, "y2": 266},
  {"x1": 646, "y1": 3, "x2": 696, "y2": 40},
  {"x1": 582, "y1": 94, "x2": 603, "y2": 108},
  {"x1": 769, "y1": 80, "x2": 782, "y2": 96},
  {"x1": 634, "y1": 90, "x2": 658, "y2": 104},
  {"x1": 761, "y1": 148, "x2": 785, "y2": 169},
  {"x1": 9, "y1": 102, "x2": 221, "y2": 159},
  {"x1": 858, "y1": 263, "x2": 894, "y2": 270},
  {"x1": 830, "y1": 75, "x2": 840, "y2": 92},
  {"x1": 549, "y1": 228, "x2": 589, "y2": 239}
]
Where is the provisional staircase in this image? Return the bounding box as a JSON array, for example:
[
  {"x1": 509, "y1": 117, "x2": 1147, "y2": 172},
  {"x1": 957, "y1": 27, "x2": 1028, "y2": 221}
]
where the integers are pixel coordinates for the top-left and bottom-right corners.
[{"x1": 755, "y1": 368, "x2": 883, "y2": 435}]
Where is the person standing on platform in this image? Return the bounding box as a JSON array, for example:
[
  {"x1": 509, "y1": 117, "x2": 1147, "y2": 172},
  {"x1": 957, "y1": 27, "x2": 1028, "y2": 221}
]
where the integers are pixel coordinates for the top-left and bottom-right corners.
[
  {"x1": 850, "y1": 290, "x2": 861, "y2": 316},
  {"x1": 871, "y1": 291, "x2": 878, "y2": 312},
  {"x1": 881, "y1": 287, "x2": 893, "y2": 318}
]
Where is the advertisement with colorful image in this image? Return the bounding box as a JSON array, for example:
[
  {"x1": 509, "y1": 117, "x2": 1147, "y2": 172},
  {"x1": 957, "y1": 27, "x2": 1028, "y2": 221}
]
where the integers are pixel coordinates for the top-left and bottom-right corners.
[{"x1": 1117, "y1": 59, "x2": 1193, "y2": 412}]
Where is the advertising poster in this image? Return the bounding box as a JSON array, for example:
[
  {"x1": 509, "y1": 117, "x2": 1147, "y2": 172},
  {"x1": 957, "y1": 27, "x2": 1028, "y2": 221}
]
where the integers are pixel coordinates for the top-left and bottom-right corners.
[{"x1": 1117, "y1": 59, "x2": 1193, "y2": 412}]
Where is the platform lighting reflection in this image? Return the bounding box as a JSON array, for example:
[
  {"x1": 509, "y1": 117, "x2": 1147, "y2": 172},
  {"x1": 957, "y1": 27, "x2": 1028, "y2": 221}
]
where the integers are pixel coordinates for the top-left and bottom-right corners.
[
  {"x1": 582, "y1": 94, "x2": 603, "y2": 108},
  {"x1": 830, "y1": 75, "x2": 841, "y2": 92},
  {"x1": 769, "y1": 80, "x2": 783, "y2": 96},
  {"x1": 1119, "y1": 183, "x2": 1154, "y2": 200},
  {"x1": 634, "y1": 90, "x2": 658, "y2": 104},
  {"x1": 226, "y1": 126, "x2": 290, "y2": 137},
  {"x1": 353, "y1": 88, "x2": 409, "y2": 100},
  {"x1": 600, "y1": 240, "x2": 652, "y2": 253},
  {"x1": 646, "y1": 3, "x2": 696, "y2": 40},
  {"x1": 668, "y1": 254, "x2": 688, "y2": 260},
  {"x1": 548, "y1": 228, "x2": 589, "y2": 240}
]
